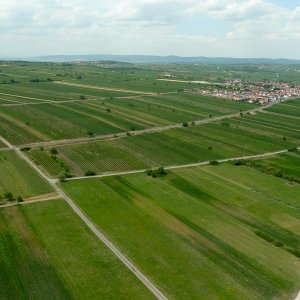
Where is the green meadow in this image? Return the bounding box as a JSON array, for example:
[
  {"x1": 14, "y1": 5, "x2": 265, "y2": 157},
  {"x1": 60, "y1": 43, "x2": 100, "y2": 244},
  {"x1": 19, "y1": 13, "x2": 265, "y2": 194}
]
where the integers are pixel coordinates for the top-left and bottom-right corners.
[
  {"x1": 0, "y1": 200, "x2": 153, "y2": 299},
  {"x1": 61, "y1": 162, "x2": 300, "y2": 299},
  {"x1": 0, "y1": 151, "x2": 53, "y2": 200}
]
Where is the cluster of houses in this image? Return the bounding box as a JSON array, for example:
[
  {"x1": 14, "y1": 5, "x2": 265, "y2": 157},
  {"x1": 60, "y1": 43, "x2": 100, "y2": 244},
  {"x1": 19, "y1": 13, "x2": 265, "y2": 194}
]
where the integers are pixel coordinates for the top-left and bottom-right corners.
[{"x1": 197, "y1": 80, "x2": 300, "y2": 105}]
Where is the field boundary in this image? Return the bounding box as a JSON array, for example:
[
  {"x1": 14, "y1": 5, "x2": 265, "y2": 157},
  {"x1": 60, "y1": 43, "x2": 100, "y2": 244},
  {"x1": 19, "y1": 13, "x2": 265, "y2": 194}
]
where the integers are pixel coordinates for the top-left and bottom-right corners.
[
  {"x1": 0, "y1": 135, "x2": 168, "y2": 300},
  {"x1": 63, "y1": 149, "x2": 290, "y2": 182},
  {"x1": 10, "y1": 105, "x2": 267, "y2": 150}
]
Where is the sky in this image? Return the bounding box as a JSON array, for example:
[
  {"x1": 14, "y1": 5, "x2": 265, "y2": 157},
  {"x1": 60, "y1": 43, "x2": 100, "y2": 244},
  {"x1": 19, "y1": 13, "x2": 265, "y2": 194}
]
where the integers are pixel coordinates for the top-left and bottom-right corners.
[{"x1": 1, "y1": 0, "x2": 300, "y2": 59}]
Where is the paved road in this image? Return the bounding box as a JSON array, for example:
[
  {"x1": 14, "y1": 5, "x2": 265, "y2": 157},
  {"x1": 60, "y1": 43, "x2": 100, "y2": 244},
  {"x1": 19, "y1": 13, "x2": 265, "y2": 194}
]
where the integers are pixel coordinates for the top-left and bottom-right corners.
[{"x1": 1, "y1": 136, "x2": 168, "y2": 300}]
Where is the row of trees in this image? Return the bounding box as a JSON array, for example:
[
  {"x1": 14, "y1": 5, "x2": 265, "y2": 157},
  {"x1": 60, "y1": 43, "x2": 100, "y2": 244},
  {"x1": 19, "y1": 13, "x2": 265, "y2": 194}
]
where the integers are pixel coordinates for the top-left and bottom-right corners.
[{"x1": 0, "y1": 192, "x2": 23, "y2": 202}]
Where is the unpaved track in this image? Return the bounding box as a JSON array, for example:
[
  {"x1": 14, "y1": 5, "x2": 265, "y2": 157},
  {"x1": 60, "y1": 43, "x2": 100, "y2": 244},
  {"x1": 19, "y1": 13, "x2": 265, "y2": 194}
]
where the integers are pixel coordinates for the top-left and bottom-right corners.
[
  {"x1": 55, "y1": 81, "x2": 155, "y2": 95},
  {"x1": 65, "y1": 149, "x2": 290, "y2": 181},
  {"x1": 1, "y1": 136, "x2": 167, "y2": 300},
  {"x1": 16, "y1": 105, "x2": 265, "y2": 150},
  {"x1": 0, "y1": 194, "x2": 61, "y2": 209}
]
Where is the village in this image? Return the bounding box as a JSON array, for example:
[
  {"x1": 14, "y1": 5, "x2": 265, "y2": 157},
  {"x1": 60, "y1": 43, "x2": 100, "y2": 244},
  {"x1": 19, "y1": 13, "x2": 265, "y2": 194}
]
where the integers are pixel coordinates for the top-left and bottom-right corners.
[{"x1": 197, "y1": 79, "x2": 300, "y2": 105}]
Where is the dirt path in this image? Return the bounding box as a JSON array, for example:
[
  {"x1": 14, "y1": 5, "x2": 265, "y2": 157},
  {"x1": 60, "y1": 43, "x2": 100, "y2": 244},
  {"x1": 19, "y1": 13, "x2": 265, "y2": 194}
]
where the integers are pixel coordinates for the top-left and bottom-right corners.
[
  {"x1": 65, "y1": 149, "x2": 290, "y2": 181},
  {"x1": 0, "y1": 193, "x2": 61, "y2": 209},
  {"x1": 0, "y1": 136, "x2": 167, "y2": 300},
  {"x1": 0, "y1": 111, "x2": 50, "y2": 141},
  {"x1": 17, "y1": 105, "x2": 264, "y2": 149},
  {"x1": 55, "y1": 81, "x2": 155, "y2": 95},
  {"x1": 262, "y1": 110, "x2": 300, "y2": 120}
]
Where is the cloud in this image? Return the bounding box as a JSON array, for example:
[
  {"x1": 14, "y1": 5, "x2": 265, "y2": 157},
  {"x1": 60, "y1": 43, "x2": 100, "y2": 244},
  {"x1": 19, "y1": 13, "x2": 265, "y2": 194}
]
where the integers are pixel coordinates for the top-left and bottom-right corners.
[{"x1": 0, "y1": 0, "x2": 299, "y2": 58}]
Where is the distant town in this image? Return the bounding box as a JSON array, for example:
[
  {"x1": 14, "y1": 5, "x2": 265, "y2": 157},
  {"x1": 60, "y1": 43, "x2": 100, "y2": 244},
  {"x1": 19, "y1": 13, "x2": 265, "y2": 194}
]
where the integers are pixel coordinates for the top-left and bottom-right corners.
[{"x1": 159, "y1": 75, "x2": 300, "y2": 105}]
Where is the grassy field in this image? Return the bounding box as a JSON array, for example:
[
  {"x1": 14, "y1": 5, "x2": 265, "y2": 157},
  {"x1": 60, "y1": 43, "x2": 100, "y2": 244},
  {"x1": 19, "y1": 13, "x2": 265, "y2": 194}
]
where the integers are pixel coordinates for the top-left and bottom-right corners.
[
  {"x1": 30, "y1": 116, "x2": 295, "y2": 177},
  {"x1": 0, "y1": 151, "x2": 53, "y2": 200},
  {"x1": 0, "y1": 200, "x2": 153, "y2": 299},
  {"x1": 266, "y1": 100, "x2": 300, "y2": 118},
  {"x1": 239, "y1": 151, "x2": 300, "y2": 182},
  {"x1": 61, "y1": 162, "x2": 300, "y2": 299},
  {"x1": 0, "y1": 90, "x2": 255, "y2": 145}
]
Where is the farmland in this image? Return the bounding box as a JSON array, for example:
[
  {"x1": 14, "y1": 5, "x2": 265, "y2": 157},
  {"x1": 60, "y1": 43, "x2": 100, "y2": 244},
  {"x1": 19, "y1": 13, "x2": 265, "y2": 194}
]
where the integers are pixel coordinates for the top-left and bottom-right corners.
[
  {"x1": 28, "y1": 111, "x2": 297, "y2": 177},
  {"x1": 0, "y1": 151, "x2": 53, "y2": 201},
  {"x1": 61, "y1": 161, "x2": 300, "y2": 299},
  {"x1": 0, "y1": 61, "x2": 300, "y2": 300},
  {"x1": 0, "y1": 200, "x2": 153, "y2": 299},
  {"x1": 0, "y1": 86, "x2": 254, "y2": 145}
]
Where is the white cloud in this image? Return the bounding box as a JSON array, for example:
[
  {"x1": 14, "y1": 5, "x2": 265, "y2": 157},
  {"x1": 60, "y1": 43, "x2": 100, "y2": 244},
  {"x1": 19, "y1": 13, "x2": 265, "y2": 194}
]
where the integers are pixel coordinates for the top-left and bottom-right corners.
[{"x1": 0, "y1": 0, "x2": 299, "y2": 58}]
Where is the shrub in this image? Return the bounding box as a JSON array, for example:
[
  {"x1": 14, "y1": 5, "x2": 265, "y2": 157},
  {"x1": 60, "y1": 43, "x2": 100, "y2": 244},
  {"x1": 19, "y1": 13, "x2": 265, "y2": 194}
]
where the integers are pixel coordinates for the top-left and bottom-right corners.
[
  {"x1": 84, "y1": 170, "x2": 96, "y2": 177},
  {"x1": 146, "y1": 167, "x2": 167, "y2": 178},
  {"x1": 232, "y1": 159, "x2": 247, "y2": 166},
  {"x1": 157, "y1": 167, "x2": 167, "y2": 176},
  {"x1": 4, "y1": 192, "x2": 14, "y2": 201},
  {"x1": 182, "y1": 122, "x2": 189, "y2": 127},
  {"x1": 58, "y1": 173, "x2": 66, "y2": 182},
  {"x1": 209, "y1": 160, "x2": 219, "y2": 165},
  {"x1": 20, "y1": 147, "x2": 31, "y2": 152},
  {"x1": 50, "y1": 147, "x2": 58, "y2": 155},
  {"x1": 145, "y1": 169, "x2": 153, "y2": 176},
  {"x1": 17, "y1": 196, "x2": 23, "y2": 203},
  {"x1": 288, "y1": 147, "x2": 298, "y2": 152},
  {"x1": 86, "y1": 131, "x2": 94, "y2": 137}
]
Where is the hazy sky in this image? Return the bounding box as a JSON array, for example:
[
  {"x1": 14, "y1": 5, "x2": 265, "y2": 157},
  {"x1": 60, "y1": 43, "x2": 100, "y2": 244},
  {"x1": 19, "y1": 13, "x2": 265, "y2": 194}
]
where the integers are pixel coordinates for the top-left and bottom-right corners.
[{"x1": 1, "y1": 0, "x2": 300, "y2": 58}]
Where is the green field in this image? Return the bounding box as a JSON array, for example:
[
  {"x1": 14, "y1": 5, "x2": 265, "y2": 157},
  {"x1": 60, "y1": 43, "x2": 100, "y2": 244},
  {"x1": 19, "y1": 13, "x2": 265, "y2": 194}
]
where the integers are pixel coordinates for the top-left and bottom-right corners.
[
  {"x1": 30, "y1": 117, "x2": 295, "y2": 177},
  {"x1": 239, "y1": 152, "x2": 300, "y2": 182},
  {"x1": 0, "y1": 200, "x2": 153, "y2": 299},
  {"x1": 0, "y1": 151, "x2": 53, "y2": 200},
  {"x1": 0, "y1": 90, "x2": 254, "y2": 145},
  {"x1": 61, "y1": 162, "x2": 300, "y2": 299},
  {"x1": 1, "y1": 61, "x2": 300, "y2": 299}
]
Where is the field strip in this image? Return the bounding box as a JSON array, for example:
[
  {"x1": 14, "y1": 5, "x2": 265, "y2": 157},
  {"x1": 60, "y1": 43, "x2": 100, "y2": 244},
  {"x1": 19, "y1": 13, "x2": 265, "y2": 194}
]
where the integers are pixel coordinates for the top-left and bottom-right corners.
[
  {"x1": 84, "y1": 101, "x2": 159, "y2": 127},
  {"x1": 64, "y1": 149, "x2": 290, "y2": 181},
  {"x1": 0, "y1": 73, "x2": 29, "y2": 77},
  {"x1": 55, "y1": 81, "x2": 156, "y2": 95},
  {"x1": 0, "y1": 92, "x2": 54, "y2": 102},
  {"x1": 52, "y1": 103, "x2": 126, "y2": 131},
  {"x1": 117, "y1": 95, "x2": 207, "y2": 118},
  {"x1": 17, "y1": 106, "x2": 266, "y2": 149},
  {"x1": 0, "y1": 97, "x2": 24, "y2": 104},
  {"x1": 0, "y1": 98, "x2": 101, "y2": 107},
  {"x1": 262, "y1": 110, "x2": 300, "y2": 120},
  {"x1": 116, "y1": 91, "x2": 179, "y2": 99},
  {"x1": 0, "y1": 136, "x2": 167, "y2": 300},
  {"x1": 0, "y1": 193, "x2": 61, "y2": 209},
  {"x1": 0, "y1": 110, "x2": 50, "y2": 141}
]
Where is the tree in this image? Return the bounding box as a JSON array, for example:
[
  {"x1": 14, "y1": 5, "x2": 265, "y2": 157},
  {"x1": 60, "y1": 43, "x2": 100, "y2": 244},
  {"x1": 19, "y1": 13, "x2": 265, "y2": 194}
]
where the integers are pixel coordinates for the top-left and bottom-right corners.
[
  {"x1": 80, "y1": 95, "x2": 85, "y2": 100},
  {"x1": 17, "y1": 196, "x2": 23, "y2": 203},
  {"x1": 86, "y1": 131, "x2": 94, "y2": 137},
  {"x1": 84, "y1": 170, "x2": 96, "y2": 176},
  {"x1": 50, "y1": 147, "x2": 58, "y2": 155},
  {"x1": 58, "y1": 173, "x2": 66, "y2": 182},
  {"x1": 4, "y1": 192, "x2": 14, "y2": 201}
]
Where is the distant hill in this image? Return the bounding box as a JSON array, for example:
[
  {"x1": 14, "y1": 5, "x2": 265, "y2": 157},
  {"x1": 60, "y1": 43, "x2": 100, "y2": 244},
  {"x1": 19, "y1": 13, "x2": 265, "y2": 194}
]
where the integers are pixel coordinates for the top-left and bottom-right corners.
[{"x1": 3, "y1": 54, "x2": 300, "y2": 65}]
